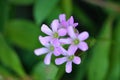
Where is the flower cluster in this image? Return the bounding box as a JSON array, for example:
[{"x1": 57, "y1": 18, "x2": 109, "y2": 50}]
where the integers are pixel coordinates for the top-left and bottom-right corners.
[{"x1": 34, "y1": 14, "x2": 89, "y2": 73}]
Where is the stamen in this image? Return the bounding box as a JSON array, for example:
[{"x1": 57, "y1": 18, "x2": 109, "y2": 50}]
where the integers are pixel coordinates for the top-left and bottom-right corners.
[
  {"x1": 50, "y1": 45, "x2": 54, "y2": 51},
  {"x1": 68, "y1": 55, "x2": 74, "y2": 61},
  {"x1": 53, "y1": 32, "x2": 59, "y2": 38},
  {"x1": 73, "y1": 39, "x2": 79, "y2": 45}
]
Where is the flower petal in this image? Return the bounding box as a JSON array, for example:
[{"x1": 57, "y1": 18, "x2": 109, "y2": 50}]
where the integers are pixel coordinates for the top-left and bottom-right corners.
[
  {"x1": 58, "y1": 28, "x2": 67, "y2": 36},
  {"x1": 44, "y1": 52, "x2": 52, "y2": 65},
  {"x1": 55, "y1": 57, "x2": 67, "y2": 65},
  {"x1": 51, "y1": 39, "x2": 60, "y2": 47},
  {"x1": 78, "y1": 31, "x2": 89, "y2": 41},
  {"x1": 34, "y1": 48, "x2": 48, "y2": 56},
  {"x1": 59, "y1": 14, "x2": 66, "y2": 22},
  {"x1": 39, "y1": 36, "x2": 51, "y2": 46},
  {"x1": 60, "y1": 47, "x2": 68, "y2": 56},
  {"x1": 66, "y1": 61, "x2": 72, "y2": 73},
  {"x1": 68, "y1": 26, "x2": 76, "y2": 39},
  {"x1": 51, "y1": 19, "x2": 59, "y2": 31},
  {"x1": 53, "y1": 47, "x2": 61, "y2": 56},
  {"x1": 41, "y1": 24, "x2": 52, "y2": 35},
  {"x1": 61, "y1": 21, "x2": 68, "y2": 27},
  {"x1": 68, "y1": 16, "x2": 74, "y2": 25},
  {"x1": 59, "y1": 38, "x2": 72, "y2": 44},
  {"x1": 68, "y1": 45, "x2": 78, "y2": 55},
  {"x1": 78, "y1": 42, "x2": 88, "y2": 51},
  {"x1": 73, "y1": 23, "x2": 78, "y2": 27},
  {"x1": 73, "y1": 56, "x2": 81, "y2": 64}
]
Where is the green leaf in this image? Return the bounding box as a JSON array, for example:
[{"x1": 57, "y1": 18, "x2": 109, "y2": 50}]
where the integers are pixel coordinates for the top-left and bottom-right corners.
[
  {"x1": 73, "y1": 5, "x2": 95, "y2": 33},
  {"x1": 34, "y1": 0, "x2": 59, "y2": 25},
  {"x1": 32, "y1": 62, "x2": 58, "y2": 80},
  {"x1": 46, "y1": 7, "x2": 62, "y2": 24},
  {"x1": 9, "y1": 0, "x2": 34, "y2": 5},
  {"x1": 61, "y1": 0, "x2": 73, "y2": 17},
  {"x1": 55, "y1": 64, "x2": 65, "y2": 80},
  {"x1": 107, "y1": 19, "x2": 120, "y2": 80},
  {"x1": 88, "y1": 15, "x2": 113, "y2": 80},
  {"x1": 4, "y1": 19, "x2": 41, "y2": 51},
  {"x1": 0, "y1": 34, "x2": 26, "y2": 77},
  {"x1": 0, "y1": 0, "x2": 10, "y2": 32},
  {"x1": 0, "y1": 66, "x2": 12, "y2": 77},
  {"x1": 0, "y1": 66, "x2": 17, "y2": 79},
  {"x1": 75, "y1": 54, "x2": 88, "y2": 80}
]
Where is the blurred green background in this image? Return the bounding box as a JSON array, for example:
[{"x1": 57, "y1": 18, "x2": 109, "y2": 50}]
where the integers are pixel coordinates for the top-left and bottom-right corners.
[{"x1": 0, "y1": 0, "x2": 120, "y2": 80}]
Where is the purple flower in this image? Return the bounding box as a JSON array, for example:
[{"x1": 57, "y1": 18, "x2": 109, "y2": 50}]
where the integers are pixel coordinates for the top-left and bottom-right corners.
[
  {"x1": 59, "y1": 14, "x2": 78, "y2": 28},
  {"x1": 60, "y1": 26, "x2": 89, "y2": 52},
  {"x1": 34, "y1": 14, "x2": 89, "y2": 71},
  {"x1": 55, "y1": 47, "x2": 81, "y2": 73},
  {"x1": 59, "y1": 14, "x2": 79, "y2": 36},
  {"x1": 34, "y1": 36, "x2": 61, "y2": 65},
  {"x1": 41, "y1": 19, "x2": 67, "y2": 43}
]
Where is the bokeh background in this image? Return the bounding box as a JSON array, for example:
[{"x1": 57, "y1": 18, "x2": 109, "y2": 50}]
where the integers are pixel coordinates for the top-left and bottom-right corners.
[{"x1": 0, "y1": 0, "x2": 120, "y2": 80}]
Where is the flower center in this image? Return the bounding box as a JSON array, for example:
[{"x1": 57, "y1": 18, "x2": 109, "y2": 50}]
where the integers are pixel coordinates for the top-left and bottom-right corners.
[
  {"x1": 53, "y1": 32, "x2": 59, "y2": 38},
  {"x1": 49, "y1": 45, "x2": 54, "y2": 51},
  {"x1": 73, "y1": 39, "x2": 79, "y2": 45},
  {"x1": 68, "y1": 55, "x2": 74, "y2": 61}
]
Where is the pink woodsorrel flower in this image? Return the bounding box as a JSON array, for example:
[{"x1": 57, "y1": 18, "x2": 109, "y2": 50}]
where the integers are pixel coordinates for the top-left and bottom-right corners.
[
  {"x1": 41, "y1": 19, "x2": 67, "y2": 44},
  {"x1": 55, "y1": 46, "x2": 81, "y2": 73},
  {"x1": 60, "y1": 26, "x2": 89, "y2": 52},
  {"x1": 59, "y1": 14, "x2": 78, "y2": 28},
  {"x1": 59, "y1": 14, "x2": 79, "y2": 36},
  {"x1": 34, "y1": 36, "x2": 61, "y2": 65},
  {"x1": 38, "y1": 36, "x2": 61, "y2": 56}
]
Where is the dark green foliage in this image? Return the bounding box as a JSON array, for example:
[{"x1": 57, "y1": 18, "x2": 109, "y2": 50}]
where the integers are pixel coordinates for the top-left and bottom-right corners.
[
  {"x1": 4, "y1": 20, "x2": 41, "y2": 51},
  {"x1": 0, "y1": 34, "x2": 26, "y2": 77}
]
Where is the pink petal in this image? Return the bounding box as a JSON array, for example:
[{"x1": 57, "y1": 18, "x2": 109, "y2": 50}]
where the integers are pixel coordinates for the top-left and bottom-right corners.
[
  {"x1": 60, "y1": 47, "x2": 68, "y2": 56},
  {"x1": 39, "y1": 36, "x2": 51, "y2": 46},
  {"x1": 68, "y1": 26, "x2": 76, "y2": 39},
  {"x1": 44, "y1": 52, "x2": 52, "y2": 65},
  {"x1": 73, "y1": 23, "x2": 78, "y2": 27},
  {"x1": 53, "y1": 47, "x2": 61, "y2": 56},
  {"x1": 51, "y1": 39, "x2": 60, "y2": 47},
  {"x1": 68, "y1": 45, "x2": 78, "y2": 55},
  {"x1": 41, "y1": 24, "x2": 52, "y2": 35},
  {"x1": 51, "y1": 19, "x2": 59, "y2": 32},
  {"x1": 58, "y1": 28, "x2": 67, "y2": 36},
  {"x1": 73, "y1": 56, "x2": 81, "y2": 64},
  {"x1": 61, "y1": 21, "x2": 68, "y2": 27},
  {"x1": 55, "y1": 57, "x2": 67, "y2": 65},
  {"x1": 59, "y1": 14, "x2": 66, "y2": 22},
  {"x1": 78, "y1": 42, "x2": 88, "y2": 51},
  {"x1": 59, "y1": 38, "x2": 72, "y2": 44},
  {"x1": 66, "y1": 61, "x2": 72, "y2": 73},
  {"x1": 68, "y1": 16, "x2": 74, "y2": 25},
  {"x1": 34, "y1": 48, "x2": 49, "y2": 56},
  {"x1": 78, "y1": 31, "x2": 89, "y2": 41}
]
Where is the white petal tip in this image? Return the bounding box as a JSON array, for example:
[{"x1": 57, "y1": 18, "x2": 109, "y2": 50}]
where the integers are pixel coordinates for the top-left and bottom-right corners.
[
  {"x1": 34, "y1": 50, "x2": 40, "y2": 56},
  {"x1": 81, "y1": 47, "x2": 88, "y2": 51},
  {"x1": 45, "y1": 62, "x2": 50, "y2": 65},
  {"x1": 66, "y1": 71, "x2": 71, "y2": 73}
]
